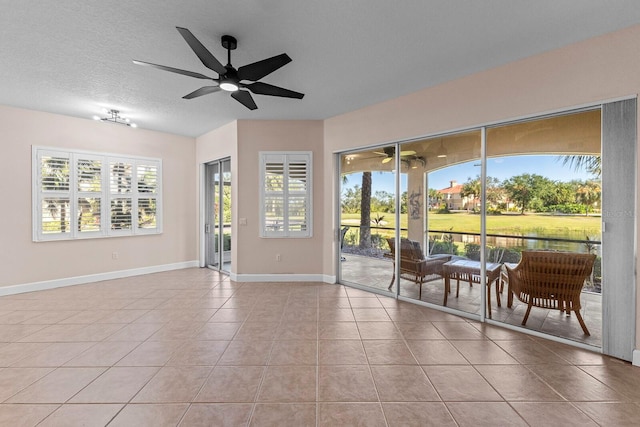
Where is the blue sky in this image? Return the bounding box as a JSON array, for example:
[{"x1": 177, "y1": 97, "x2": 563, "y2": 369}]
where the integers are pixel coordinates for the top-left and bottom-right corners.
[{"x1": 343, "y1": 155, "x2": 598, "y2": 194}]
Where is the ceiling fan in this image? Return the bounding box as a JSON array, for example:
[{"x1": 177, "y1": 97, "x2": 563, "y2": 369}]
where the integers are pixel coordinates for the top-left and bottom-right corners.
[
  {"x1": 373, "y1": 147, "x2": 417, "y2": 163},
  {"x1": 133, "y1": 27, "x2": 304, "y2": 110}
]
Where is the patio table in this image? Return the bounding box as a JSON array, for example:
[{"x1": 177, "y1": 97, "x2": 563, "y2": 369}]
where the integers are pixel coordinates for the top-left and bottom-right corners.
[{"x1": 442, "y1": 259, "x2": 503, "y2": 318}]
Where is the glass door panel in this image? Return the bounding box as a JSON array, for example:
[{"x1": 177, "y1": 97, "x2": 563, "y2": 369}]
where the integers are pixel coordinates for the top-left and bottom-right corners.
[
  {"x1": 339, "y1": 147, "x2": 396, "y2": 293},
  {"x1": 205, "y1": 162, "x2": 220, "y2": 269},
  {"x1": 221, "y1": 159, "x2": 232, "y2": 273},
  {"x1": 486, "y1": 110, "x2": 602, "y2": 346},
  {"x1": 398, "y1": 131, "x2": 482, "y2": 316},
  {"x1": 205, "y1": 158, "x2": 232, "y2": 273}
]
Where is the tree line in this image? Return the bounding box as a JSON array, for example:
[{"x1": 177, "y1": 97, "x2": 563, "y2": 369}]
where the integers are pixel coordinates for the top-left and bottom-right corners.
[{"x1": 342, "y1": 173, "x2": 601, "y2": 216}]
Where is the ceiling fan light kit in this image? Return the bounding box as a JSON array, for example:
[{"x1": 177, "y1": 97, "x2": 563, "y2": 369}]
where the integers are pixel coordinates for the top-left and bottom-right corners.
[
  {"x1": 219, "y1": 81, "x2": 239, "y2": 92},
  {"x1": 133, "y1": 27, "x2": 304, "y2": 110},
  {"x1": 374, "y1": 147, "x2": 418, "y2": 164}
]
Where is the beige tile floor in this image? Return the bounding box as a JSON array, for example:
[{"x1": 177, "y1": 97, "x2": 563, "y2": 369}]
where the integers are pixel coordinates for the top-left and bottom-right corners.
[{"x1": 0, "y1": 268, "x2": 638, "y2": 426}]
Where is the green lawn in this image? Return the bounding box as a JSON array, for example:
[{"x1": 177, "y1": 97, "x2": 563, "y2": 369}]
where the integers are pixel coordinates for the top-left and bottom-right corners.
[{"x1": 341, "y1": 211, "x2": 601, "y2": 239}]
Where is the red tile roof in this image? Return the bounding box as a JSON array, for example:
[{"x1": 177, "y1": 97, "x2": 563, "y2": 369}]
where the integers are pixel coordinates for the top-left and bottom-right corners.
[{"x1": 438, "y1": 184, "x2": 463, "y2": 195}]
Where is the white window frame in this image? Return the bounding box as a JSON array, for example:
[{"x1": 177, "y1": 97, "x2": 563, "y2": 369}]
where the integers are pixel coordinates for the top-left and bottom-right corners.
[
  {"x1": 259, "y1": 151, "x2": 313, "y2": 238},
  {"x1": 32, "y1": 146, "x2": 162, "y2": 241}
]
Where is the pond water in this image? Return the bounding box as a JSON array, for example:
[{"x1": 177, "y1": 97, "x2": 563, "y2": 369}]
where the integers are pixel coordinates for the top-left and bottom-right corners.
[{"x1": 464, "y1": 230, "x2": 601, "y2": 255}]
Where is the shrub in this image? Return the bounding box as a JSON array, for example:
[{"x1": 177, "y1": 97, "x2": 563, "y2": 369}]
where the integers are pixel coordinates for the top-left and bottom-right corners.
[
  {"x1": 370, "y1": 233, "x2": 388, "y2": 250},
  {"x1": 462, "y1": 243, "x2": 521, "y2": 263},
  {"x1": 464, "y1": 243, "x2": 481, "y2": 260},
  {"x1": 214, "y1": 233, "x2": 232, "y2": 251},
  {"x1": 431, "y1": 240, "x2": 458, "y2": 255},
  {"x1": 539, "y1": 203, "x2": 584, "y2": 214}
]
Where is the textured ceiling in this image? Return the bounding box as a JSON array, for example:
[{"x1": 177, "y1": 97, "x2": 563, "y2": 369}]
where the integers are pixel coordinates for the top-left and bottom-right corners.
[{"x1": 1, "y1": 1, "x2": 640, "y2": 137}]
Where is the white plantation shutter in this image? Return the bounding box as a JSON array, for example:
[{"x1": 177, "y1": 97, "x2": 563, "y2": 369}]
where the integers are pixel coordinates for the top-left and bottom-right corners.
[
  {"x1": 76, "y1": 155, "x2": 103, "y2": 234},
  {"x1": 136, "y1": 163, "x2": 159, "y2": 230},
  {"x1": 35, "y1": 149, "x2": 72, "y2": 239},
  {"x1": 264, "y1": 159, "x2": 286, "y2": 233},
  {"x1": 260, "y1": 152, "x2": 312, "y2": 238},
  {"x1": 33, "y1": 146, "x2": 162, "y2": 241},
  {"x1": 109, "y1": 159, "x2": 133, "y2": 233},
  {"x1": 287, "y1": 159, "x2": 309, "y2": 233},
  {"x1": 107, "y1": 158, "x2": 162, "y2": 234}
]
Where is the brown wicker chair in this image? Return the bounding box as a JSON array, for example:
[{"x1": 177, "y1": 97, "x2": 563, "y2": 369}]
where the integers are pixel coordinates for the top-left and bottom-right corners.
[
  {"x1": 384, "y1": 238, "x2": 451, "y2": 298},
  {"x1": 506, "y1": 250, "x2": 596, "y2": 335}
]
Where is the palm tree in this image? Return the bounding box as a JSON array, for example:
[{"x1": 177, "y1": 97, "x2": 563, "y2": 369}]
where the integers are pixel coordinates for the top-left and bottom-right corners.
[
  {"x1": 359, "y1": 171, "x2": 372, "y2": 249},
  {"x1": 460, "y1": 176, "x2": 481, "y2": 211},
  {"x1": 428, "y1": 187, "x2": 446, "y2": 211},
  {"x1": 576, "y1": 180, "x2": 601, "y2": 216},
  {"x1": 559, "y1": 155, "x2": 601, "y2": 177}
]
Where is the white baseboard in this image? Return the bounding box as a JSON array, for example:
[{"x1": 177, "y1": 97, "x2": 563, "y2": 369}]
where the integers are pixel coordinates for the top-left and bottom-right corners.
[
  {"x1": 230, "y1": 273, "x2": 336, "y2": 284},
  {"x1": 0, "y1": 261, "x2": 199, "y2": 297},
  {"x1": 633, "y1": 349, "x2": 640, "y2": 367}
]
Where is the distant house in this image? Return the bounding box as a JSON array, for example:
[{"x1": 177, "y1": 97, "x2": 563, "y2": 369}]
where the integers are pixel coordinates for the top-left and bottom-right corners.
[{"x1": 437, "y1": 180, "x2": 477, "y2": 211}]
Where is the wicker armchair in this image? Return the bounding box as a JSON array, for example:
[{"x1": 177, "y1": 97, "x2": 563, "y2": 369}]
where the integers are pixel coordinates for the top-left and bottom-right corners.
[
  {"x1": 506, "y1": 250, "x2": 596, "y2": 335},
  {"x1": 384, "y1": 238, "x2": 451, "y2": 298}
]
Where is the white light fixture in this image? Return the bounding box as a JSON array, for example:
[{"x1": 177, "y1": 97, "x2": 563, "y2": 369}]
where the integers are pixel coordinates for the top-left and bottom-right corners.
[
  {"x1": 219, "y1": 80, "x2": 239, "y2": 92},
  {"x1": 436, "y1": 141, "x2": 447, "y2": 158},
  {"x1": 94, "y1": 109, "x2": 137, "y2": 128}
]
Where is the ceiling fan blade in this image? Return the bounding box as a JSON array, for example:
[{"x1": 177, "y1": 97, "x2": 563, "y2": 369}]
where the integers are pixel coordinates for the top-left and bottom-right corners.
[
  {"x1": 183, "y1": 86, "x2": 221, "y2": 99},
  {"x1": 237, "y1": 53, "x2": 292, "y2": 81},
  {"x1": 382, "y1": 157, "x2": 393, "y2": 164},
  {"x1": 244, "y1": 82, "x2": 304, "y2": 99},
  {"x1": 133, "y1": 60, "x2": 213, "y2": 80},
  {"x1": 231, "y1": 90, "x2": 258, "y2": 110},
  {"x1": 176, "y1": 27, "x2": 227, "y2": 75},
  {"x1": 400, "y1": 150, "x2": 416, "y2": 156}
]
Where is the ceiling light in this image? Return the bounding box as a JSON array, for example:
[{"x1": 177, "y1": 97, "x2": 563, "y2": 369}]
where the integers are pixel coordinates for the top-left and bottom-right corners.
[
  {"x1": 94, "y1": 109, "x2": 137, "y2": 128},
  {"x1": 219, "y1": 80, "x2": 239, "y2": 92},
  {"x1": 436, "y1": 141, "x2": 447, "y2": 158}
]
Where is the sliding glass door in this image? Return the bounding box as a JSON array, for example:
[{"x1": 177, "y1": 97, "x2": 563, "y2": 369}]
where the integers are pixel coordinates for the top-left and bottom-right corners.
[
  {"x1": 337, "y1": 102, "x2": 638, "y2": 358},
  {"x1": 205, "y1": 158, "x2": 232, "y2": 273}
]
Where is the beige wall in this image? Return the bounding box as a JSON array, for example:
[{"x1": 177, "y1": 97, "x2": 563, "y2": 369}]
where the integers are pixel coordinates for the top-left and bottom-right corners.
[
  {"x1": 196, "y1": 120, "x2": 237, "y2": 163},
  {"x1": 235, "y1": 120, "x2": 324, "y2": 275},
  {"x1": 324, "y1": 24, "x2": 640, "y2": 353},
  {"x1": 0, "y1": 106, "x2": 197, "y2": 287},
  {"x1": 195, "y1": 119, "x2": 325, "y2": 277}
]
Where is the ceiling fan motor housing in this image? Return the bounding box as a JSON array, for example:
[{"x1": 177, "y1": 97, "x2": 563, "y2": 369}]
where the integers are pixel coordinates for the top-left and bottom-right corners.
[{"x1": 221, "y1": 35, "x2": 237, "y2": 50}]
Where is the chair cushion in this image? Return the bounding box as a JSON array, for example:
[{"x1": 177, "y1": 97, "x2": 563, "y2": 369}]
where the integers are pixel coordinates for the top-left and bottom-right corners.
[{"x1": 410, "y1": 240, "x2": 425, "y2": 260}]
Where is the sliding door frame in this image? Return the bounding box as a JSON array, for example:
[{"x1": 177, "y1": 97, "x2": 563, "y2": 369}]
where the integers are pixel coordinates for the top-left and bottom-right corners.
[{"x1": 336, "y1": 96, "x2": 637, "y2": 360}]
